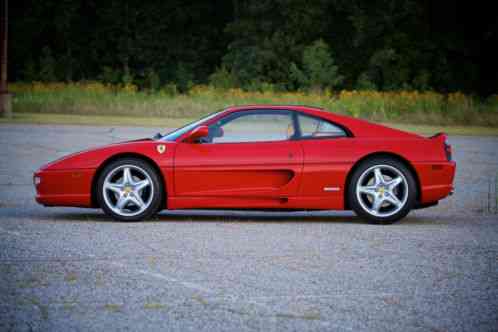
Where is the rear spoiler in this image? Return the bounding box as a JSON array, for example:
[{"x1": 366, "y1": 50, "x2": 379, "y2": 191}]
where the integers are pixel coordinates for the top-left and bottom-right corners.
[
  {"x1": 430, "y1": 133, "x2": 452, "y2": 160},
  {"x1": 429, "y1": 132, "x2": 447, "y2": 142}
]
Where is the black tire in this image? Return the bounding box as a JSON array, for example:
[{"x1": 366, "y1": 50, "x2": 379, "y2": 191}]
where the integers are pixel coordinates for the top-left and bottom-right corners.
[
  {"x1": 96, "y1": 158, "x2": 163, "y2": 221},
  {"x1": 348, "y1": 157, "x2": 417, "y2": 224}
]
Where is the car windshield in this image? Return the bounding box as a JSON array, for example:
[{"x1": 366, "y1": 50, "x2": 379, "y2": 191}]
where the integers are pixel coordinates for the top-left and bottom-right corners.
[{"x1": 160, "y1": 110, "x2": 225, "y2": 141}]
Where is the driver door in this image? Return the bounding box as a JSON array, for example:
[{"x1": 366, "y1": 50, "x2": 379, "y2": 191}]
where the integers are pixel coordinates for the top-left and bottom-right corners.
[{"x1": 173, "y1": 110, "x2": 303, "y2": 208}]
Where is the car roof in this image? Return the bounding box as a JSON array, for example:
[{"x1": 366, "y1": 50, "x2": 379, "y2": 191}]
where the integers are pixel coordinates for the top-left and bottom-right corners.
[
  {"x1": 223, "y1": 104, "x2": 356, "y2": 125},
  {"x1": 224, "y1": 104, "x2": 334, "y2": 120},
  {"x1": 226, "y1": 104, "x2": 325, "y2": 113},
  {"x1": 222, "y1": 104, "x2": 421, "y2": 139}
]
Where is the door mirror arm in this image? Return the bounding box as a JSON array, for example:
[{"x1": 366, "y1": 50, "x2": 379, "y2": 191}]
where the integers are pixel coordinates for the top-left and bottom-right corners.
[{"x1": 183, "y1": 125, "x2": 209, "y2": 143}]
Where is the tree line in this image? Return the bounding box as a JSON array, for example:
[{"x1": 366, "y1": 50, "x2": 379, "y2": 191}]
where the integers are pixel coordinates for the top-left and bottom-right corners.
[{"x1": 10, "y1": 0, "x2": 498, "y2": 95}]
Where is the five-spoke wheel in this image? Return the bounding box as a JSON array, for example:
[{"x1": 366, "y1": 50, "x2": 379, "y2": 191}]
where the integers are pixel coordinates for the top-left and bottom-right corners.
[
  {"x1": 97, "y1": 158, "x2": 163, "y2": 221},
  {"x1": 349, "y1": 158, "x2": 416, "y2": 224}
]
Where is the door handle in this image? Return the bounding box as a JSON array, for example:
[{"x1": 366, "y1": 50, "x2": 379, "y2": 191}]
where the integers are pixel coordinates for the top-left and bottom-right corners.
[{"x1": 279, "y1": 197, "x2": 289, "y2": 204}]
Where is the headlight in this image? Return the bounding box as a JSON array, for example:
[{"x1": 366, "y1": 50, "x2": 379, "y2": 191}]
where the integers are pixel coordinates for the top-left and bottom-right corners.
[{"x1": 34, "y1": 175, "x2": 41, "y2": 186}]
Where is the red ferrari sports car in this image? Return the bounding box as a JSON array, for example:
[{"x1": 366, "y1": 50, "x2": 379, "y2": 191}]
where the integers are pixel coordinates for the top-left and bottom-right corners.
[{"x1": 34, "y1": 105, "x2": 455, "y2": 224}]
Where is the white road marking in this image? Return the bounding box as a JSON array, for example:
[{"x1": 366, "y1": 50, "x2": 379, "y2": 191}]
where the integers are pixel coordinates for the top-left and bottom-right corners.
[
  {"x1": 0, "y1": 226, "x2": 22, "y2": 237},
  {"x1": 110, "y1": 261, "x2": 212, "y2": 293}
]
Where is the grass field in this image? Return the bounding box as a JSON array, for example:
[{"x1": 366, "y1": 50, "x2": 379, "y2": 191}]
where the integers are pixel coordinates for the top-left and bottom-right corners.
[{"x1": 4, "y1": 82, "x2": 498, "y2": 136}]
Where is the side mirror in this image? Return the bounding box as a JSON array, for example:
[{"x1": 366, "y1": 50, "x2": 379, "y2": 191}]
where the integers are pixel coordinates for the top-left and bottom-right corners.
[
  {"x1": 184, "y1": 125, "x2": 209, "y2": 143},
  {"x1": 210, "y1": 126, "x2": 224, "y2": 138}
]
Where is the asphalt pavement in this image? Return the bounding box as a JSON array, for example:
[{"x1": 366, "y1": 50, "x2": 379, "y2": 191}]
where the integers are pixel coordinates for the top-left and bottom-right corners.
[{"x1": 0, "y1": 124, "x2": 497, "y2": 331}]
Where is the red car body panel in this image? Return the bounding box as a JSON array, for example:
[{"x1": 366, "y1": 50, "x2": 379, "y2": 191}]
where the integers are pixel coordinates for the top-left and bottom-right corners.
[{"x1": 34, "y1": 105, "x2": 456, "y2": 211}]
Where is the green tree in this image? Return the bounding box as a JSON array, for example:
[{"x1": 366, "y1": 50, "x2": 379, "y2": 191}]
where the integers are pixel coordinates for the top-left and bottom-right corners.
[
  {"x1": 39, "y1": 47, "x2": 57, "y2": 82},
  {"x1": 100, "y1": 66, "x2": 121, "y2": 85},
  {"x1": 290, "y1": 40, "x2": 343, "y2": 91},
  {"x1": 222, "y1": 0, "x2": 329, "y2": 89},
  {"x1": 175, "y1": 62, "x2": 194, "y2": 93},
  {"x1": 53, "y1": 0, "x2": 80, "y2": 81},
  {"x1": 209, "y1": 66, "x2": 238, "y2": 90},
  {"x1": 355, "y1": 72, "x2": 377, "y2": 91},
  {"x1": 145, "y1": 68, "x2": 161, "y2": 92},
  {"x1": 23, "y1": 59, "x2": 38, "y2": 82},
  {"x1": 8, "y1": 0, "x2": 498, "y2": 95}
]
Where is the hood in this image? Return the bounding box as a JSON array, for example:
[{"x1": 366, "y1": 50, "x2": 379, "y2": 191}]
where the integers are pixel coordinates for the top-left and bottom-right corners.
[{"x1": 38, "y1": 139, "x2": 175, "y2": 171}]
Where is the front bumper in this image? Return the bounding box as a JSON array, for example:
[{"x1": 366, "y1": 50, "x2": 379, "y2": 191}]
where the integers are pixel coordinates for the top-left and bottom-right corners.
[{"x1": 34, "y1": 169, "x2": 95, "y2": 207}]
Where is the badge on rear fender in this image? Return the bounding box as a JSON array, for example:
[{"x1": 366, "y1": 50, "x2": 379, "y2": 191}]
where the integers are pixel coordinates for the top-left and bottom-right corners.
[{"x1": 156, "y1": 144, "x2": 166, "y2": 154}]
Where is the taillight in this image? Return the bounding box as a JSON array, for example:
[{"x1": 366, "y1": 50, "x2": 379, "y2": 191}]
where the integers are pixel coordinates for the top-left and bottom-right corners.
[
  {"x1": 429, "y1": 132, "x2": 452, "y2": 161},
  {"x1": 444, "y1": 142, "x2": 452, "y2": 161}
]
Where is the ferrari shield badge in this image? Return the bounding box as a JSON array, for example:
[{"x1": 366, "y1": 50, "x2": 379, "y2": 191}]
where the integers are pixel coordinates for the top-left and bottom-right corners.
[{"x1": 156, "y1": 144, "x2": 166, "y2": 154}]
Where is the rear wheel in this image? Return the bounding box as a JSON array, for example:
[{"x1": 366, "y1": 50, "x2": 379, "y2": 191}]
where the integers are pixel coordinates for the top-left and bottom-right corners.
[
  {"x1": 348, "y1": 157, "x2": 417, "y2": 224},
  {"x1": 96, "y1": 158, "x2": 163, "y2": 221}
]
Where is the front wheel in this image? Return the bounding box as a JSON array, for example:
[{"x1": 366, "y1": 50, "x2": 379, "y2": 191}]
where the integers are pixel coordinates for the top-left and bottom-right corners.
[
  {"x1": 96, "y1": 158, "x2": 163, "y2": 221},
  {"x1": 348, "y1": 158, "x2": 417, "y2": 224}
]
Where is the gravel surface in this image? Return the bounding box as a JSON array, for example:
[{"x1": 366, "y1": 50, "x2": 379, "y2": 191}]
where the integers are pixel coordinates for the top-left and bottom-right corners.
[{"x1": 0, "y1": 124, "x2": 497, "y2": 332}]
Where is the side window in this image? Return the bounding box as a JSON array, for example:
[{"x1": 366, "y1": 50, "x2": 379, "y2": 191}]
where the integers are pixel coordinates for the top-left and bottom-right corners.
[
  {"x1": 210, "y1": 112, "x2": 295, "y2": 143},
  {"x1": 298, "y1": 114, "x2": 346, "y2": 138}
]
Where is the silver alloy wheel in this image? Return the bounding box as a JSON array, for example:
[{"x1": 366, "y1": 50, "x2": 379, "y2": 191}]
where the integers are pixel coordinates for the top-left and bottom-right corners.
[
  {"x1": 355, "y1": 164, "x2": 409, "y2": 218},
  {"x1": 102, "y1": 164, "x2": 154, "y2": 217}
]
